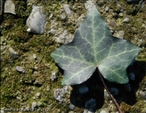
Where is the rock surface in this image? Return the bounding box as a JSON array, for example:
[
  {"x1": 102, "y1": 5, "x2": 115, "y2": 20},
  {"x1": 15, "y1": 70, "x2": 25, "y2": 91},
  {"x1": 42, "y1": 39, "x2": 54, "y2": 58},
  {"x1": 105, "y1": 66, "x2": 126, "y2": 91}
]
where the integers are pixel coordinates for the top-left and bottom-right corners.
[
  {"x1": 0, "y1": 0, "x2": 145, "y2": 113},
  {"x1": 26, "y1": 5, "x2": 46, "y2": 34},
  {"x1": 4, "y1": 0, "x2": 16, "y2": 15}
]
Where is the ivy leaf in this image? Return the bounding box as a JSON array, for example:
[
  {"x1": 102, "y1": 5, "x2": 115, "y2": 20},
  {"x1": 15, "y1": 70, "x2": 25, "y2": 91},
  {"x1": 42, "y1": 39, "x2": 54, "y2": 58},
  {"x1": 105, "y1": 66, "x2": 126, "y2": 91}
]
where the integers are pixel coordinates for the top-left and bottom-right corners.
[{"x1": 51, "y1": 6, "x2": 140, "y2": 85}]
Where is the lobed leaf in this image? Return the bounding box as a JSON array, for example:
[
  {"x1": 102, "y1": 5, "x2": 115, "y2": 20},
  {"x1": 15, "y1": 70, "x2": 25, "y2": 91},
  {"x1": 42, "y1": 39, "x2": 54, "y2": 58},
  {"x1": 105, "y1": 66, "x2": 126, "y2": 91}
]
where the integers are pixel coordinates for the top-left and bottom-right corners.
[{"x1": 51, "y1": 6, "x2": 140, "y2": 85}]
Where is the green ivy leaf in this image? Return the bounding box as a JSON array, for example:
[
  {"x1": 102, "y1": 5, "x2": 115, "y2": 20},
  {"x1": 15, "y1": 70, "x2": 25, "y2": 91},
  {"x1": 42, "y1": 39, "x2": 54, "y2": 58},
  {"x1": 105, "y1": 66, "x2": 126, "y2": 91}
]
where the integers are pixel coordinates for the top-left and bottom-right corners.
[{"x1": 51, "y1": 6, "x2": 140, "y2": 85}]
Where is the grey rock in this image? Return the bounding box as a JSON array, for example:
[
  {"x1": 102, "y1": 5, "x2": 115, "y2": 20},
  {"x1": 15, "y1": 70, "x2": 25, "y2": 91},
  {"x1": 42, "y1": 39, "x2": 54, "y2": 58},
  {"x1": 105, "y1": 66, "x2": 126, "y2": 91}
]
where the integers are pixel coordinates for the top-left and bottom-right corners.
[
  {"x1": 49, "y1": 13, "x2": 53, "y2": 19},
  {"x1": 69, "y1": 103, "x2": 76, "y2": 110},
  {"x1": 105, "y1": 6, "x2": 109, "y2": 12},
  {"x1": 35, "y1": 92, "x2": 41, "y2": 98},
  {"x1": 55, "y1": 30, "x2": 73, "y2": 44},
  {"x1": 49, "y1": 29, "x2": 56, "y2": 35},
  {"x1": 63, "y1": 4, "x2": 72, "y2": 16},
  {"x1": 54, "y1": 89, "x2": 63, "y2": 102},
  {"x1": 0, "y1": 109, "x2": 4, "y2": 113},
  {"x1": 83, "y1": 109, "x2": 88, "y2": 113},
  {"x1": 16, "y1": 66, "x2": 25, "y2": 73},
  {"x1": 4, "y1": 0, "x2": 16, "y2": 15},
  {"x1": 114, "y1": 30, "x2": 125, "y2": 39},
  {"x1": 68, "y1": 111, "x2": 75, "y2": 113},
  {"x1": 83, "y1": 109, "x2": 94, "y2": 113},
  {"x1": 33, "y1": 54, "x2": 37, "y2": 60},
  {"x1": 85, "y1": 0, "x2": 95, "y2": 11},
  {"x1": 139, "y1": 91, "x2": 146, "y2": 99},
  {"x1": 33, "y1": 66, "x2": 38, "y2": 71},
  {"x1": 119, "y1": 12, "x2": 123, "y2": 17},
  {"x1": 46, "y1": 86, "x2": 50, "y2": 91},
  {"x1": 123, "y1": 17, "x2": 130, "y2": 23},
  {"x1": 100, "y1": 109, "x2": 109, "y2": 113},
  {"x1": 104, "y1": 89, "x2": 110, "y2": 99},
  {"x1": 63, "y1": 85, "x2": 68, "y2": 92},
  {"x1": 9, "y1": 47, "x2": 18, "y2": 59},
  {"x1": 31, "y1": 101, "x2": 37, "y2": 111},
  {"x1": 60, "y1": 13, "x2": 67, "y2": 20},
  {"x1": 54, "y1": 86, "x2": 68, "y2": 102},
  {"x1": 50, "y1": 71, "x2": 58, "y2": 81},
  {"x1": 26, "y1": 5, "x2": 46, "y2": 34}
]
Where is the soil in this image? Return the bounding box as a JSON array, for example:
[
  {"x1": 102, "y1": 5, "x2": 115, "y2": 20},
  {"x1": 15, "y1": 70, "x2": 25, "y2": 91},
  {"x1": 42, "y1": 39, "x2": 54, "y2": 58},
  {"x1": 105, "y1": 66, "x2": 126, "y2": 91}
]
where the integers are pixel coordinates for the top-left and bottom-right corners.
[{"x1": 0, "y1": 0, "x2": 146, "y2": 113}]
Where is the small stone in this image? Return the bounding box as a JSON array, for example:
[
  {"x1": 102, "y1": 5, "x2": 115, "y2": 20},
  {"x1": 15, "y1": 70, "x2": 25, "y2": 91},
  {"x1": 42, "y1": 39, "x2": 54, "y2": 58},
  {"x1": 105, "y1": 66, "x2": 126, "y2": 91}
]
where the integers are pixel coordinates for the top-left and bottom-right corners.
[
  {"x1": 55, "y1": 30, "x2": 73, "y2": 44},
  {"x1": 27, "y1": 28, "x2": 31, "y2": 32},
  {"x1": 119, "y1": 12, "x2": 123, "y2": 17},
  {"x1": 49, "y1": 13, "x2": 53, "y2": 19},
  {"x1": 49, "y1": 29, "x2": 56, "y2": 35},
  {"x1": 83, "y1": 109, "x2": 88, "y2": 113},
  {"x1": 60, "y1": 13, "x2": 66, "y2": 20},
  {"x1": 31, "y1": 102, "x2": 37, "y2": 111},
  {"x1": 104, "y1": 89, "x2": 110, "y2": 99},
  {"x1": 68, "y1": 111, "x2": 75, "y2": 113},
  {"x1": 33, "y1": 54, "x2": 37, "y2": 60},
  {"x1": 63, "y1": 4, "x2": 72, "y2": 16},
  {"x1": 123, "y1": 17, "x2": 130, "y2": 23},
  {"x1": 83, "y1": 109, "x2": 94, "y2": 113},
  {"x1": 50, "y1": 71, "x2": 58, "y2": 81},
  {"x1": 100, "y1": 109, "x2": 109, "y2": 113},
  {"x1": 85, "y1": 0, "x2": 95, "y2": 11},
  {"x1": 46, "y1": 86, "x2": 50, "y2": 91},
  {"x1": 9, "y1": 47, "x2": 18, "y2": 59},
  {"x1": 54, "y1": 89, "x2": 63, "y2": 102},
  {"x1": 37, "y1": 101, "x2": 44, "y2": 107},
  {"x1": 26, "y1": 5, "x2": 46, "y2": 34},
  {"x1": 35, "y1": 92, "x2": 41, "y2": 98},
  {"x1": 105, "y1": 6, "x2": 109, "y2": 12},
  {"x1": 114, "y1": 30, "x2": 125, "y2": 39},
  {"x1": 139, "y1": 91, "x2": 146, "y2": 99},
  {"x1": 16, "y1": 96, "x2": 21, "y2": 100},
  {"x1": 33, "y1": 66, "x2": 38, "y2": 71},
  {"x1": 69, "y1": 103, "x2": 76, "y2": 110},
  {"x1": 0, "y1": 108, "x2": 4, "y2": 113},
  {"x1": 54, "y1": 87, "x2": 68, "y2": 102},
  {"x1": 4, "y1": 0, "x2": 16, "y2": 15},
  {"x1": 16, "y1": 66, "x2": 25, "y2": 73},
  {"x1": 63, "y1": 85, "x2": 68, "y2": 92}
]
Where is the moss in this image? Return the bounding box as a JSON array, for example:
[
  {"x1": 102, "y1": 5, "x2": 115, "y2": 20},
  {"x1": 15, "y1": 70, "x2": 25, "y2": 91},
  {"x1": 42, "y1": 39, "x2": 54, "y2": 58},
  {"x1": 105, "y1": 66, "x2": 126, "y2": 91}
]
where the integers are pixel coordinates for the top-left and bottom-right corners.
[
  {"x1": 14, "y1": 0, "x2": 31, "y2": 18},
  {"x1": 1, "y1": 0, "x2": 146, "y2": 112}
]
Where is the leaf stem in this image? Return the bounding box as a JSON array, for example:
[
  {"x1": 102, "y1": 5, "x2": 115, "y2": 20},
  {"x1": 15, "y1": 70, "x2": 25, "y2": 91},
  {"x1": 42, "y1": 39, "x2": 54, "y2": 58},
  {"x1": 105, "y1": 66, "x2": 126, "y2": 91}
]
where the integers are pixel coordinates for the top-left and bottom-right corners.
[{"x1": 97, "y1": 69, "x2": 123, "y2": 113}]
